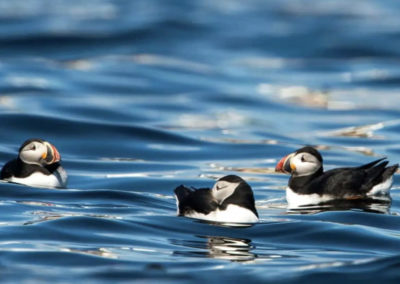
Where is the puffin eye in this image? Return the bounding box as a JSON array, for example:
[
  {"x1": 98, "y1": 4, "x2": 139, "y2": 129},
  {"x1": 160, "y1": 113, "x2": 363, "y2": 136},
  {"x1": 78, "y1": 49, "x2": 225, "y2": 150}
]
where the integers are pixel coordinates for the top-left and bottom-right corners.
[
  {"x1": 216, "y1": 182, "x2": 228, "y2": 190},
  {"x1": 301, "y1": 155, "x2": 305, "y2": 162},
  {"x1": 29, "y1": 144, "x2": 36, "y2": 151}
]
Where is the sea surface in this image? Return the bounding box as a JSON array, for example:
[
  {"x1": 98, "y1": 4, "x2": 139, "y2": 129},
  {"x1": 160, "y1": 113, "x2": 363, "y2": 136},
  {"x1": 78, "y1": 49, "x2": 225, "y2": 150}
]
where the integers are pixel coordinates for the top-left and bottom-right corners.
[{"x1": 1, "y1": 0, "x2": 400, "y2": 283}]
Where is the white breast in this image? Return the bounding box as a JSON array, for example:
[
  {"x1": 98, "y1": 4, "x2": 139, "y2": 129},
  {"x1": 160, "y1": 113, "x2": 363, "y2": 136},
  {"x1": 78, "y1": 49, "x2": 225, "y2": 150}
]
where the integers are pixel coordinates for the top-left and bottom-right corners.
[
  {"x1": 185, "y1": 204, "x2": 259, "y2": 223},
  {"x1": 286, "y1": 187, "x2": 334, "y2": 208},
  {"x1": 6, "y1": 166, "x2": 68, "y2": 188}
]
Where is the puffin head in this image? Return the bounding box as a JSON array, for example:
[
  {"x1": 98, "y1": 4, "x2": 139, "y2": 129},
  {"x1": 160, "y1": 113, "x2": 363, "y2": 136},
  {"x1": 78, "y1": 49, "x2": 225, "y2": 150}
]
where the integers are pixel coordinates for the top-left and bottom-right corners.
[
  {"x1": 275, "y1": 146, "x2": 323, "y2": 177},
  {"x1": 18, "y1": 138, "x2": 61, "y2": 166},
  {"x1": 211, "y1": 175, "x2": 248, "y2": 204}
]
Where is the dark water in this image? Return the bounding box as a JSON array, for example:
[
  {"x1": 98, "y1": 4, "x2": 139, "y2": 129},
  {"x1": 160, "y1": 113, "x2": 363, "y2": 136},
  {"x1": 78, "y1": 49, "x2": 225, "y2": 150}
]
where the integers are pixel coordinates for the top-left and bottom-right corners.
[{"x1": 1, "y1": 0, "x2": 400, "y2": 283}]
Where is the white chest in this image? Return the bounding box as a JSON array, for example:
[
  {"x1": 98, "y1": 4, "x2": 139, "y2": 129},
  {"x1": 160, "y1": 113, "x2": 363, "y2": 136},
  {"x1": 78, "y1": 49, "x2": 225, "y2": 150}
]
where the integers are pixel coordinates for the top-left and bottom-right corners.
[
  {"x1": 186, "y1": 204, "x2": 259, "y2": 223},
  {"x1": 6, "y1": 166, "x2": 68, "y2": 188},
  {"x1": 286, "y1": 187, "x2": 334, "y2": 208}
]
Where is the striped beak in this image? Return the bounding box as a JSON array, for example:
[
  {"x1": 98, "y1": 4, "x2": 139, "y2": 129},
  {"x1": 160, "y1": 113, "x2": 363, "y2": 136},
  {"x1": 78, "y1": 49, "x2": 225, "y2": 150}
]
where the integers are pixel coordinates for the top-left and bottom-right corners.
[
  {"x1": 275, "y1": 153, "x2": 294, "y2": 174},
  {"x1": 43, "y1": 142, "x2": 61, "y2": 164}
]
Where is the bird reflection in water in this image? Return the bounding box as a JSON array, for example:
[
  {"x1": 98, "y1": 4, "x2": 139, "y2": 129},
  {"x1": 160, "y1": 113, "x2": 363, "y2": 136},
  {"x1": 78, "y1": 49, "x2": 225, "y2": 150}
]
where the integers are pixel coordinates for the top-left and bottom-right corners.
[
  {"x1": 173, "y1": 235, "x2": 256, "y2": 262},
  {"x1": 286, "y1": 199, "x2": 391, "y2": 215},
  {"x1": 205, "y1": 236, "x2": 256, "y2": 262}
]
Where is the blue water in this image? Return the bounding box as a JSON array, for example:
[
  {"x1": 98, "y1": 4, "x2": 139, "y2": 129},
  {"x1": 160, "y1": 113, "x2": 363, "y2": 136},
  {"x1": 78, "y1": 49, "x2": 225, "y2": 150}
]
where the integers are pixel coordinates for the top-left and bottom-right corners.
[{"x1": 1, "y1": 0, "x2": 400, "y2": 282}]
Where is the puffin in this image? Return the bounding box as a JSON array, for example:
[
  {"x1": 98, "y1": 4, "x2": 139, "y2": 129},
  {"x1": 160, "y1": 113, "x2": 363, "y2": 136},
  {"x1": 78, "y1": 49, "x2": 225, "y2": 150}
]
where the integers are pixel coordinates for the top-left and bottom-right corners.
[
  {"x1": 275, "y1": 146, "x2": 398, "y2": 208},
  {"x1": 174, "y1": 175, "x2": 259, "y2": 223},
  {"x1": 0, "y1": 138, "x2": 67, "y2": 188}
]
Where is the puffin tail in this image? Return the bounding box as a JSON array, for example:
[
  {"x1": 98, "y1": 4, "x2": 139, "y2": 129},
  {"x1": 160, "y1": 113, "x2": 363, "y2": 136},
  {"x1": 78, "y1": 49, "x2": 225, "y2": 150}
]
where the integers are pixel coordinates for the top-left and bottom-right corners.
[
  {"x1": 365, "y1": 161, "x2": 389, "y2": 184},
  {"x1": 174, "y1": 185, "x2": 192, "y2": 202},
  {"x1": 358, "y1": 157, "x2": 387, "y2": 170},
  {"x1": 365, "y1": 162, "x2": 398, "y2": 196},
  {"x1": 381, "y1": 164, "x2": 399, "y2": 181},
  {"x1": 174, "y1": 185, "x2": 193, "y2": 215}
]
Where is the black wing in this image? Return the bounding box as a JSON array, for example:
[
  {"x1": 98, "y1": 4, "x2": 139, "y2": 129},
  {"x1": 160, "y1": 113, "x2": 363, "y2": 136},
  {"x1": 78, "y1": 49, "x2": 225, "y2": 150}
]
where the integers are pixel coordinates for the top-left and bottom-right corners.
[
  {"x1": 174, "y1": 185, "x2": 218, "y2": 215},
  {"x1": 0, "y1": 158, "x2": 53, "y2": 179},
  {"x1": 0, "y1": 159, "x2": 19, "y2": 179},
  {"x1": 310, "y1": 161, "x2": 397, "y2": 197}
]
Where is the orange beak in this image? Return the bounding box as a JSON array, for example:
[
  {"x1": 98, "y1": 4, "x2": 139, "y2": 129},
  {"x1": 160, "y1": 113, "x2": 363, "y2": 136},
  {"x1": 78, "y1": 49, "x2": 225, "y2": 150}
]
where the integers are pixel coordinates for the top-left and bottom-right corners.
[
  {"x1": 275, "y1": 153, "x2": 294, "y2": 174},
  {"x1": 43, "y1": 142, "x2": 61, "y2": 164},
  {"x1": 50, "y1": 144, "x2": 61, "y2": 163},
  {"x1": 275, "y1": 155, "x2": 288, "y2": 172}
]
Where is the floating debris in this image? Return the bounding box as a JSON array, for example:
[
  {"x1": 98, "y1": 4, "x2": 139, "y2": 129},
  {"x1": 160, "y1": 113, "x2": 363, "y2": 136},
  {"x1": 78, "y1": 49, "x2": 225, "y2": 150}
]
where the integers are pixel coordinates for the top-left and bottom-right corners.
[
  {"x1": 258, "y1": 84, "x2": 330, "y2": 108},
  {"x1": 319, "y1": 122, "x2": 385, "y2": 138},
  {"x1": 319, "y1": 120, "x2": 400, "y2": 139},
  {"x1": 65, "y1": 59, "x2": 96, "y2": 71},
  {"x1": 133, "y1": 54, "x2": 212, "y2": 74}
]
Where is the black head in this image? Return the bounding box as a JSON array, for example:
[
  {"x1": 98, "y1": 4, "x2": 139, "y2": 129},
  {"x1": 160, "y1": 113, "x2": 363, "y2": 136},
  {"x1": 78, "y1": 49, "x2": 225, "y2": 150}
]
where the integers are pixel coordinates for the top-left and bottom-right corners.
[
  {"x1": 217, "y1": 175, "x2": 245, "y2": 184},
  {"x1": 18, "y1": 138, "x2": 61, "y2": 166},
  {"x1": 19, "y1": 138, "x2": 45, "y2": 152},
  {"x1": 276, "y1": 146, "x2": 323, "y2": 177},
  {"x1": 212, "y1": 175, "x2": 258, "y2": 217},
  {"x1": 295, "y1": 146, "x2": 323, "y2": 163}
]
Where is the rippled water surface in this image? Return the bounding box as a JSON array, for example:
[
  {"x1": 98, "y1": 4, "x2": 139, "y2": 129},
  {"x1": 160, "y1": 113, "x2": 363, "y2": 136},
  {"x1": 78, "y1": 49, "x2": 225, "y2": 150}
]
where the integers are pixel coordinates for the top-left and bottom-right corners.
[{"x1": 1, "y1": 0, "x2": 400, "y2": 283}]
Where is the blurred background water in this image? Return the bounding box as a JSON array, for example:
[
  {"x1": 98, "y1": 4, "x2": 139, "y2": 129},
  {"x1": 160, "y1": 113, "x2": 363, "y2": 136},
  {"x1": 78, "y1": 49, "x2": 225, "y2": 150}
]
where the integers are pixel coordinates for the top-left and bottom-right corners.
[{"x1": 1, "y1": 0, "x2": 400, "y2": 283}]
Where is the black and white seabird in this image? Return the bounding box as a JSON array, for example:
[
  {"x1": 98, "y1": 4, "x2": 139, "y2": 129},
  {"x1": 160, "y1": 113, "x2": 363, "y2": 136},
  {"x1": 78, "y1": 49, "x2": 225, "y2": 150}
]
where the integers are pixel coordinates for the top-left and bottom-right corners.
[
  {"x1": 174, "y1": 175, "x2": 259, "y2": 223},
  {"x1": 0, "y1": 138, "x2": 67, "y2": 188},
  {"x1": 275, "y1": 146, "x2": 398, "y2": 208}
]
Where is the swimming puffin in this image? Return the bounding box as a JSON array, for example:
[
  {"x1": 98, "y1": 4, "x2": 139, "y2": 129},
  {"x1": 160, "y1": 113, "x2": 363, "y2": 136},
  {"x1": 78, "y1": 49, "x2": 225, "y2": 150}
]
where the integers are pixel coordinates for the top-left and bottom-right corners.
[
  {"x1": 174, "y1": 175, "x2": 259, "y2": 223},
  {"x1": 275, "y1": 146, "x2": 398, "y2": 208},
  {"x1": 0, "y1": 138, "x2": 67, "y2": 188}
]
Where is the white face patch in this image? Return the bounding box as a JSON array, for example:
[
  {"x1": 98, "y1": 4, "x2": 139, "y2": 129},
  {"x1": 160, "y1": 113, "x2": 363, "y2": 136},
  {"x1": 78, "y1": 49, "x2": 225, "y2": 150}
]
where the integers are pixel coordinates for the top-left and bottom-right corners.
[
  {"x1": 211, "y1": 180, "x2": 239, "y2": 204},
  {"x1": 291, "y1": 152, "x2": 322, "y2": 177},
  {"x1": 19, "y1": 141, "x2": 48, "y2": 166}
]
